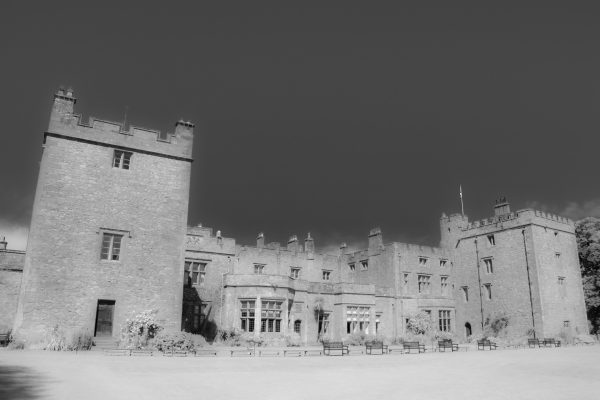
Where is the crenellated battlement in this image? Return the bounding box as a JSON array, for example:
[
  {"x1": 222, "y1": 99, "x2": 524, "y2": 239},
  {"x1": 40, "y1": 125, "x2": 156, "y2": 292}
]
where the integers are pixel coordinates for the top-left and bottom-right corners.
[
  {"x1": 47, "y1": 88, "x2": 194, "y2": 160},
  {"x1": 463, "y1": 208, "x2": 574, "y2": 231},
  {"x1": 394, "y1": 242, "x2": 449, "y2": 257}
]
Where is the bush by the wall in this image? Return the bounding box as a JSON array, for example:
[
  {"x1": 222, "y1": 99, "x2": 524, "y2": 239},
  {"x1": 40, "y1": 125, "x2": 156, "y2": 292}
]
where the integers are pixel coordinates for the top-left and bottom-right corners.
[
  {"x1": 119, "y1": 310, "x2": 163, "y2": 349},
  {"x1": 152, "y1": 331, "x2": 195, "y2": 352}
]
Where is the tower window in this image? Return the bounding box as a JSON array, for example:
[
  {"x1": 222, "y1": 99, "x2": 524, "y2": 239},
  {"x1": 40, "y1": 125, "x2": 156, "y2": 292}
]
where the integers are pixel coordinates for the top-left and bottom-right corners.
[
  {"x1": 113, "y1": 150, "x2": 132, "y2": 169},
  {"x1": 558, "y1": 277, "x2": 566, "y2": 298},
  {"x1": 294, "y1": 320, "x2": 302, "y2": 334},
  {"x1": 484, "y1": 283, "x2": 492, "y2": 300},
  {"x1": 240, "y1": 300, "x2": 256, "y2": 332},
  {"x1": 441, "y1": 276, "x2": 449, "y2": 296},
  {"x1": 483, "y1": 258, "x2": 494, "y2": 274},
  {"x1": 322, "y1": 270, "x2": 331, "y2": 281},
  {"x1": 290, "y1": 267, "x2": 300, "y2": 279},
  {"x1": 439, "y1": 310, "x2": 452, "y2": 332},
  {"x1": 440, "y1": 259, "x2": 448, "y2": 267},
  {"x1": 487, "y1": 234, "x2": 495, "y2": 246},
  {"x1": 461, "y1": 286, "x2": 469, "y2": 302},
  {"x1": 254, "y1": 264, "x2": 265, "y2": 274},
  {"x1": 100, "y1": 233, "x2": 123, "y2": 261},
  {"x1": 348, "y1": 263, "x2": 356, "y2": 271},
  {"x1": 418, "y1": 257, "x2": 428, "y2": 266},
  {"x1": 360, "y1": 260, "x2": 368, "y2": 270}
]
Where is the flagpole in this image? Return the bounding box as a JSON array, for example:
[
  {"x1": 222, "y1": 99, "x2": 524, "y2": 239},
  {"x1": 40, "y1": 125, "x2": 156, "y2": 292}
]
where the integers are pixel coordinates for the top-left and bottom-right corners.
[{"x1": 460, "y1": 185, "x2": 464, "y2": 216}]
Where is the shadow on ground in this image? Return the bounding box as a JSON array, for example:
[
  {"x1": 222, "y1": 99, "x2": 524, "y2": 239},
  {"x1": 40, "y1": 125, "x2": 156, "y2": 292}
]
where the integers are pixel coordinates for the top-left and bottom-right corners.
[{"x1": 0, "y1": 365, "x2": 45, "y2": 399}]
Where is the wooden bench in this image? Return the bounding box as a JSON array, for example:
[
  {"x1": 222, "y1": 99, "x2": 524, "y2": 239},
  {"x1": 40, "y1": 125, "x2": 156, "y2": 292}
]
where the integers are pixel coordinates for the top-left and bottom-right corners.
[
  {"x1": 230, "y1": 348, "x2": 255, "y2": 357},
  {"x1": 283, "y1": 349, "x2": 304, "y2": 357},
  {"x1": 477, "y1": 339, "x2": 497, "y2": 350},
  {"x1": 542, "y1": 338, "x2": 561, "y2": 348},
  {"x1": 131, "y1": 349, "x2": 154, "y2": 356},
  {"x1": 303, "y1": 349, "x2": 323, "y2": 356},
  {"x1": 194, "y1": 349, "x2": 219, "y2": 357},
  {"x1": 0, "y1": 333, "x2": 9, "y2": 347},
  {"x1": 162, "y1": 350, "x2": 189, "y2": 357},
  {"x1": 258, "y1": 349, "x2": 281, "y2": 357},
  {"x1": 323, "y1": 341, "x2": 349, "y2": 356},
  {"x1": 437, "y1": 340, "x2": 459, "y2": 352},
  {"x1": 365, "y1": 341, "x2": 389, "y2": 355},
  {"x1": 104, "y1": 349, "x2": 131, "y2": 356},
  {"x1": 402, "y1": 341, "x2": 426, "y2": 354},
  {"x1": 528, "y1": 338, "x2": 541, "y2": 348}
]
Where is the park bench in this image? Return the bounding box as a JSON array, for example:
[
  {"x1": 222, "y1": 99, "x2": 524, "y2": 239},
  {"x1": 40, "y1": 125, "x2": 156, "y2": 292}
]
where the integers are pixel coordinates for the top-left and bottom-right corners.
[
  {"x1": 303, "y1": 349, "x2": 323, "y2": 356},
  {"x1": 402, "y1": 341, "x2": 426, "y2": 354},
  {"x1": 104, "y1": 349, "x2": 131, "y2": 356},
  {"x1": 365, "y1": 341, "x2": 389, "y2": 355},
  {"x1": 258, "y1": 349, "x2": 281, "y2": 357},
  {"x1": 283, "y1": 349, "x2": 304, "y2": 357},
  {"x1": 162, "y1": 349, "x2": 189, "y2": 357},
  {"x1": 194, "y1": 349, "x2": 219, "y2": 357},
  {"x1": 131, "y1": 349, "x2": 154, "y2": 356},
  {"x1": 477, "y1": 339, "x2": 497, "y2": 350},
  {"x1": 528, "y1": 338, "x2": 541, "y2": 348},
  {"x1": 230, "y1": 348, "x2": 255, "y2": 357},
  {"x1": 323, "y1": 341, "x2": 349, "y2": 356},
  {"x1": 437, "y1": 339, "x2": 459, "y2": 352},
  {"x1": 541, "y1": 338, "x2": 561, "y2": 348},
  {"x1": 0, "y1": 333, "x2": 9, "y2": 347}
]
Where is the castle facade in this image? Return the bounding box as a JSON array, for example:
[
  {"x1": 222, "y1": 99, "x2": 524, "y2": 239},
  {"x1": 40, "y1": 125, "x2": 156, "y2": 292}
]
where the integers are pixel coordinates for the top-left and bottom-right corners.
[{"x1": 0, "y1": 89, "x2": 589, "y2": 344}]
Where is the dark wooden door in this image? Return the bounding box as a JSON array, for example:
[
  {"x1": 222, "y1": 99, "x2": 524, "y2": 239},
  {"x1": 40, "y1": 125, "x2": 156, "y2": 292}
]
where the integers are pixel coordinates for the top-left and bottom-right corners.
[{"x1": 95, "y1": 300, "x2": 115, "y2": 336}]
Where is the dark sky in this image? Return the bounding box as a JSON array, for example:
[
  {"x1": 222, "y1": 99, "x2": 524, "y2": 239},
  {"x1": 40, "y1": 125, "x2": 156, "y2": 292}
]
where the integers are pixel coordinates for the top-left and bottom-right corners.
[{"x1": 1, "y1": 1, "x2": 600, "y2": 251}]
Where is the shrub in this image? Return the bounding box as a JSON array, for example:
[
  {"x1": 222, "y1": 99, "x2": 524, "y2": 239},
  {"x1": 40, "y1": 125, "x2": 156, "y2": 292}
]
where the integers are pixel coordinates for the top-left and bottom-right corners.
[
  {"x1": 285, "y1": 334, "x2": 302, "y2": 347},
  {"x1": 406, "y1": 312, "x2": 433, "y2": 336},
  {"x1": 191, "y1": 333, "x2": 208, "y2": 348},
  {"x1": 119, "y1": 309, "x2": 163, "y2": 349},
  {"x1": 7, "y1": 340, "x2": 25, "y2": 350},
  {"x1": 152, "y1": 331, "x2": 195, "y2": 352},
  {"x1": 483, "y1": 314, "x2": 509, "y2": 337}
]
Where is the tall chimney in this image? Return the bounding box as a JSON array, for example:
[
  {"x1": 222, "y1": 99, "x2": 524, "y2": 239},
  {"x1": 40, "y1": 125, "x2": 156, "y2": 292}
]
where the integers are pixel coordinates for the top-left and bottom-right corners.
[
  {"x1": 304, "y1": 232, "x2": 315, "y2": 253},
  {"x1": 494, "y1": 197, "x2": 511, "y2": 216},
  {"x1": 257, "y1": 232, "x2": 265, "y2": 248},
  {"x1": 287, "y1": 235, "x2": 299, "y2": 252},
  {"x1": 368, "y1": 227, "x2": 383, "y2": 253},
  {"x1": 0, "y1": 236, "x2": 7, "y2": 250}
]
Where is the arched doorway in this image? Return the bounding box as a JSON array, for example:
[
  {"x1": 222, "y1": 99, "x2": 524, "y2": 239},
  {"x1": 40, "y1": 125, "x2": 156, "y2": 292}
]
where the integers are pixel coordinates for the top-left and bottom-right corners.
[{"x1": 465, "y1": 322, "x2": 472, "y2": 338}]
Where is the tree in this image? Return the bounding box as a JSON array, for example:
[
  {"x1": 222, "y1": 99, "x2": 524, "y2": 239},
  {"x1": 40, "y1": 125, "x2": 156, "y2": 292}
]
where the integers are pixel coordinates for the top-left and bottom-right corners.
[{"x1": 575, "y1": 217, "x2": 600, "y2": 333}]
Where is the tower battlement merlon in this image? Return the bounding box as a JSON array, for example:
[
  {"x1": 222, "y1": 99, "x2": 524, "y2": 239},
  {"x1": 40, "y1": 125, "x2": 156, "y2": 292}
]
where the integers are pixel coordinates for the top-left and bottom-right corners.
[
  {"x1": 47, "y1": 87, "x2": 194, "y2": 161},
  {"x1": 463, "y1": 208, "x2": 574, "y2": 233}
]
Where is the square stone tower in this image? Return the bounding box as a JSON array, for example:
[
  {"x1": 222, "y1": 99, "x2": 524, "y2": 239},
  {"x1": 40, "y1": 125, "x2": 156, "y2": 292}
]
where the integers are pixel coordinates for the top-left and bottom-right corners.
[
  {"x1": 441, "y1": 199, "x2": 588, "y2": 340},
  {"x1": 13, "y1": 88, "x2": 194, "y2": 340}
]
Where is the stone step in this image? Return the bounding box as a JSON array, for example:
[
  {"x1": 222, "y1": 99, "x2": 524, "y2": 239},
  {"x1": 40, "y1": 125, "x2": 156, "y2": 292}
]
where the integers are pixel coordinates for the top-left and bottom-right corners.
[{"x1": 92, "y1": 336, "x2": 118, "y2": 351}]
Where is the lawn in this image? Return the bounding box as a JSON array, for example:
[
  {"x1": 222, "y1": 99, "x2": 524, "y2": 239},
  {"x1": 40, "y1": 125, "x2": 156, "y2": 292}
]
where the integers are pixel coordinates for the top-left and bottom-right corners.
[{"x1": 1, "y1": 346, "x2": 599, "y2": 399}]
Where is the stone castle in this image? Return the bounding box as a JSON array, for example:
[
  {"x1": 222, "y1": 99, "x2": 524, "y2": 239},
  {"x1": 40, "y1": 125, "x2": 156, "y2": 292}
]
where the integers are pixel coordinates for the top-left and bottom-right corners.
[{"x1": 0, "y1": 89, "x2": 589, "y2": 344}]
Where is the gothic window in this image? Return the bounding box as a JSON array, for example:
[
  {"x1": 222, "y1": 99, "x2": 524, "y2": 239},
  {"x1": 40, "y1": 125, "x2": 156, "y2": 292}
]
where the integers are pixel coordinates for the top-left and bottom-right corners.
[
  {"x1": 240, "y1": 300, "x2": 256, "y2": 332},
  {"x1": 113, "y1": 150, "x2": 132, "y2": 169},
  {"x1": 439, "y1": 310, "x2": 452, "y2": 332},
  {"x1": 260, "y1": 300, "x2": 283, "y2": 333},
  {"x1": 294, "y1": 320, "x2": 302, "y2": 334},
  {"x1": 100, "y1": 233, "x2": 122, "y2": 261}
]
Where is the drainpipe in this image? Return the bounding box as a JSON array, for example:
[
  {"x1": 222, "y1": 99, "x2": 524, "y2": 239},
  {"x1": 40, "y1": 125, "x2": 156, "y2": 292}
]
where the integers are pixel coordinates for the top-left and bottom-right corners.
[
  {"x1": 522, "y1": 229, "x2": 537, "y2": 340},
  {"x1": 475, "y1": 237, "x2": 484, "y2": 332}
]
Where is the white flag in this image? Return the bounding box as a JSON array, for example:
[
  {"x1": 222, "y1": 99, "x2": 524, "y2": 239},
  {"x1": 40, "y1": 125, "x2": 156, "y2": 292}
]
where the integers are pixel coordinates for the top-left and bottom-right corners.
[{"x1": 459, "y1": 185, "x2": 463, "y2": 199}]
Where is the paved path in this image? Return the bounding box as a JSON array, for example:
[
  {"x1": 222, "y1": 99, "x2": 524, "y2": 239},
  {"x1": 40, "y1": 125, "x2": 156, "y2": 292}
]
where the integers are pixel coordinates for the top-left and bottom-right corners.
[{"x1": 1, "y1": 346, "x2": 599, "y2": 399}]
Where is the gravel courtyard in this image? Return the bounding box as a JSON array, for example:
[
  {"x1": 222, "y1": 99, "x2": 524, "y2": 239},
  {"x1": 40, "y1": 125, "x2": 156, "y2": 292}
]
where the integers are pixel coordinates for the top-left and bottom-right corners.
[{"x1": 1, "y1": 346, "x2": 599, "y2": 400}]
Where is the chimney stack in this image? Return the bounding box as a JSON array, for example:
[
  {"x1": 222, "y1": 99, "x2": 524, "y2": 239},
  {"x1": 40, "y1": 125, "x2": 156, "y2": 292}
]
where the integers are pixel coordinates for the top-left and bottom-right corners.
[
  {"x1": 0, "y1": 236, "x2": 6, "y2": 250},
  {"x1": 494, "y1": 197, "x2": 511, "y2": 216},
  {"x1": 304, "y1": 232, "x2": 315, "y2": 253},
  {"x1": 257, "y1": 232, "x2": 265, "y2": 248},
  {"x1": 339, "y1": 242, "x2": 347, "y2": 256},
  {"x1": 287, "y1": 235, "x2": 300, "y2": 252},
  {"x1": 368, "y1": 227, "x2": 383, "y2": 254}
]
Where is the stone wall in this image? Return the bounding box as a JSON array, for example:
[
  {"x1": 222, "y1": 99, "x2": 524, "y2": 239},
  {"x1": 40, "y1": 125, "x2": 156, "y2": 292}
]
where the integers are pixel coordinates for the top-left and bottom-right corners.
[{"x1": 0, "y1": 248, "x2": 24, "y2": 332}]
